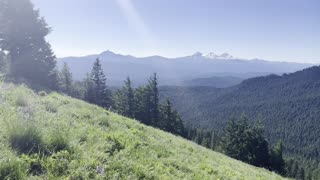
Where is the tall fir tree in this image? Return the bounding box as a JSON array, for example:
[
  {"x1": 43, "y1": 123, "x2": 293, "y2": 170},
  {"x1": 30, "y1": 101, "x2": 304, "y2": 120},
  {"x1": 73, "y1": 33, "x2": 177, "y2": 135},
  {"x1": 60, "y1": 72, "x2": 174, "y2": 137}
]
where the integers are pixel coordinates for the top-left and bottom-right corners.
[
  {"x1": 209, "y1": 130, "x2": 218, "y2": 150},
  {"x1": 147, "y1": 73, "x2": 159, "y2": 126},
  {"x1": 134, "y1": 85, "x2": 152, "y2": 125},
  {"x1": 114, "y1": 77, "x2": 135, "y2": 118},
  {"x1": 297, "y1": 167, "x2": 305, "y2": 180},
  {"x1": 0, "y1": 51, "x2": 8, "y2": 74},
  {"x1": 85, "y1": 58, "x2": 111, "y2": 108},
  {"x1": 59, "y1": 62, "x2": 73, "y2": 95},
  {"x1": 133, "y1": 74, "x2": 159, "y2": 126},
  {"x1": 159, "y1": 98, "x2": 173, "y2": 131},
  {"x1": 270, "y1": 141, "x2": 285, "y2": 174},
  {"x1": 291, "y1": 161, "x2": 299, "y2": 178},
  {"x1": 0, "y1": 0, "x2": 58, "y2": 89},
  {"x1": 159, "y1": 98, "x2": 185, "y2": 135},
  {"x1": 221, "y1": 115, "x2": 270, "y2": 168}
]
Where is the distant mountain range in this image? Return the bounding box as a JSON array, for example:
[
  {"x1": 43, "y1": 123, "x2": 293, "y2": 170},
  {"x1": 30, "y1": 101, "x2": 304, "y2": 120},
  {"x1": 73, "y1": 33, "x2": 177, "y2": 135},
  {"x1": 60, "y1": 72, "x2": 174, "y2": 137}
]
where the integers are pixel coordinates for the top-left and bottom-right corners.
[
  {"x1": 58, "y1": 50, "x2": 315, "y2": 86},
  {"x1": 160, "y1": 65, "x2": 320, "y2": 166}
]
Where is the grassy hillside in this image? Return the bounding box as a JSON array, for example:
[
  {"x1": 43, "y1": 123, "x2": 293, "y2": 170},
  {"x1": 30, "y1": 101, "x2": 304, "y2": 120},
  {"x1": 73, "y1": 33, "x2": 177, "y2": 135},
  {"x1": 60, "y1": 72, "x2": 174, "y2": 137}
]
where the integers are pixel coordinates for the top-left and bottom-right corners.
[{"x1": 0, "y1": 83, "x2": 286, "y2": 179}]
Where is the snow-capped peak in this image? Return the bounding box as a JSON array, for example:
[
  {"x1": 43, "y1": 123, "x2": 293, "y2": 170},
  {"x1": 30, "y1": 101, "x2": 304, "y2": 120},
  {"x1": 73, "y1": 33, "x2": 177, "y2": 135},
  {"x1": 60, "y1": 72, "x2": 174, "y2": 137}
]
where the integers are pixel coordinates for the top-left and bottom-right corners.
[
  {"x1": 205, "y1": 52, "x2": 219, "y2": 59},
  {"x1": 205, "y1": 52, "x2": 233, "y2": 60},
  {"x1": 191, "y1": 52, "x2": 203, "y2": 58},
  {"x1": 219, "y1": 53, "x2": 233, "y2": 59},
  {"x1": 188, "y1": 52, "x2": 204, "y2": 59}
]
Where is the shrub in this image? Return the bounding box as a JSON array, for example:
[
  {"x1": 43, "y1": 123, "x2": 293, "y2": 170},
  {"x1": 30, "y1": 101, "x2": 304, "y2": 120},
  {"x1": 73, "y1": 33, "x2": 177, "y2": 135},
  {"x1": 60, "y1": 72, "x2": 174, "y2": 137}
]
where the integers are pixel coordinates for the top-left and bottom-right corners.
[
  {"x1": 20, "y1": 154, "x2": 45, "y2": 176},
  {"x1": 8, "y1": 123, "x2": 44, "y2": 154},
  {"x1": 44, "y1": 100, "x2": 58, "y2": 113},
  {"x1": 97, "y1": 115, "x2": 110, "y2": 127},
  {"x1": 47, "y1": 133, "x2": 70, "y2": 153},
  {"x1": 15, "y1": 94, "x2": 29, "y2": 107},
  {"x1": 0, "y1": 158, "x2": 27, "y2": 179},
  {"x1": 105, "y1": 136, "x2": 125, "y2": 156},
  {"x1": 45, "y1": 150, "x2": 72, "y2": 177},
  {"x1": 38, "y1": 91, "x2": 47, "y2": 97}
]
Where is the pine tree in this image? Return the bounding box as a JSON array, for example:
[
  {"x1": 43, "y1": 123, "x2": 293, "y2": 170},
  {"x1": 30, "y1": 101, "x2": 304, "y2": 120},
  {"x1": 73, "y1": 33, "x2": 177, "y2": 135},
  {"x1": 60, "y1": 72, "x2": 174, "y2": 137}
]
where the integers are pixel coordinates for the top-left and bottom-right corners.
[
  {"x1": 85, "y1": 58, "x2": 111, "y2": 108},
  {"x1": 248, "y1": 122, "x2": 270, "y2": 168},
  {"x1": 0, "y1": 51, "x2": 8, "y2": 74},
  {"x1": 222, "y1": 117, "x2": 248, "y2": 162},
  {"x1": 0, "y1": 0, "x2": 58, "y2": 89},
  {"x1": 291, "y1": 161, "x2": 299, "y2": 178},
  {"x1": 114, "y1": 77, "x2": 135, "y2": 118},
  {"x1": 210, "y1": 130, "x2": 217, "y2": 150},
  {"x1": 306, "y1": 172, "x2": 312, "y2": 180},
  {"x1": 134, "y1": 73, "x2": 160, "y2": 126},
  {"x1": 285, "y1": 159, "x2": 294, "y2": 177},
  {"x1": 221, "y1": 115, "x2": 270, "y2": 168},
  {"x1": 159, "y1": 98, "x2": 185, "y2": 135},
  {"x1": 297, "y1": 167, "x2": 305, "y2": 180},
  {"x1": 59, "y1": 62, "x2": 73, "y2": 95},
  {"x1": 134, "y1": 85, "x2": 150, "y2": 124},
  {"x1": 147, "y1": 73, "x2": 159, "y2": 126},
  {"x1": 159, "y1": 98, "x2": 173, "y2": 131},
  {"x1": 172, "y1": 109, "x2": 185, "y2": 136},
  {"x1": 270, "y1": 141, "x2": 285, "y2": 174}
]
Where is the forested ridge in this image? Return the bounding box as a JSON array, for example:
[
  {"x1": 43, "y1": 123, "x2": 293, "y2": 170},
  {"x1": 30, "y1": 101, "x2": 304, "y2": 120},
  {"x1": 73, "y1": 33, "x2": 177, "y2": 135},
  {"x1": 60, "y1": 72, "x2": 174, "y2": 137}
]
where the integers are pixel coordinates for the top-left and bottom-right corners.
[{"x1": 160, "y1": 66, "x2": 320, "y2": 174}]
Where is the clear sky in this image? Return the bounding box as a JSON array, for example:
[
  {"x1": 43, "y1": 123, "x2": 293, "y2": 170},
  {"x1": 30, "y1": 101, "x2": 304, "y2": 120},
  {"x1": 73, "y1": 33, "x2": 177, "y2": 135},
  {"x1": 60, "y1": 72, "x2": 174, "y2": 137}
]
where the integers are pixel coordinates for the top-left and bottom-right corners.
[{"x1": 31, "y1": 0, "x2": 319, "y2": 63}]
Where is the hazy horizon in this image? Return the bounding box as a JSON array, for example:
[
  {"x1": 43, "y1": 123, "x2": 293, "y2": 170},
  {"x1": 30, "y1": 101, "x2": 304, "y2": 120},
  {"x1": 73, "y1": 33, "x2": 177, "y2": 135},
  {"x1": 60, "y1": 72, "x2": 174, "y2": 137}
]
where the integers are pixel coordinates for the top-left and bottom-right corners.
[{"x1": 58, "y1": 50, "x2": 317, "y2": 65}]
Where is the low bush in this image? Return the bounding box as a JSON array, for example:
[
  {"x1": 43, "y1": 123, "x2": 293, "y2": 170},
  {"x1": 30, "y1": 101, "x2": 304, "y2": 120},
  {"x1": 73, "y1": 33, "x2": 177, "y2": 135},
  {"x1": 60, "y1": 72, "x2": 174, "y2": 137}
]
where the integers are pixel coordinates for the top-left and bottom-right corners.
[
  {"x1": 47, "y1": 133, "x2": 70, "y2": 153},
  {"x1": 0, "y1": 158, "x2": 27, "y2": 179},
  {"x1": 8, "y1": 123, "x2": 44, "y2": 154},
  {"x1": 38, "y1": 91, "x2": 47, "y2": 97},
  {"x1": 44, "y1": 100, "x2": 58, "y2": 113},
  {"x1": 97, "y1": 115, "x2": 110, "y2": 127},
  {"x1": 45, "y1": 150, "x2": 72, "y2": 177},
  {"x1": 15, "y1": 94, "x2": 29, "y2": 107},
  {"x1": 20, "y1": 154, "x2": 45, "y2": 176}
]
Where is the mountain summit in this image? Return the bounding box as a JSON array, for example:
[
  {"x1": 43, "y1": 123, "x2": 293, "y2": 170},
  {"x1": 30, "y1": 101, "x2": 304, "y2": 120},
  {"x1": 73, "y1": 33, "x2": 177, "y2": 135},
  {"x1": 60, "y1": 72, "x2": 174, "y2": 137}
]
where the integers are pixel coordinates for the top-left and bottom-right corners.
[
  {"x1": 188, "y1": 52, "x2": 234, "y2": 60},
  {"x1": 205, "y1": 52, "x2": 234, "y2": 60}
]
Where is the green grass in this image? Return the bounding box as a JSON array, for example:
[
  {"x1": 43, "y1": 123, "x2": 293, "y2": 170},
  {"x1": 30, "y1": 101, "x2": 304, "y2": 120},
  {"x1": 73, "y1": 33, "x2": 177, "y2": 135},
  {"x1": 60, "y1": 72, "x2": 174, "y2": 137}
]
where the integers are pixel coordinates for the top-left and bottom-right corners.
[{"x1": 0, "y1": 83, "x2": 288, "y2": 179}]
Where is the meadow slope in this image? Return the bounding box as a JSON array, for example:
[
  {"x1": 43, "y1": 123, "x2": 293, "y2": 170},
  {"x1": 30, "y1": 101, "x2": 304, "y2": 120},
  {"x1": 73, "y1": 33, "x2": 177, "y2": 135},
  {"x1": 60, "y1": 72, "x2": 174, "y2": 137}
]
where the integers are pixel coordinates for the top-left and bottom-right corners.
[{"x1": 0, "y1": 83, "x2": 286, "y2": 179}]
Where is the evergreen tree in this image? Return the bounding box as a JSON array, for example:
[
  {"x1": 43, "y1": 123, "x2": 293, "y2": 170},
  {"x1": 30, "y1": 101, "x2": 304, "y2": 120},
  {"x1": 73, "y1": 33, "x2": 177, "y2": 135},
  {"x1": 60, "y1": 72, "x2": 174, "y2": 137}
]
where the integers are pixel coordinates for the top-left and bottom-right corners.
[
  {"x1": 221, "y1": 115, "x2": 270, "y2": 168},
  {"x1": 306, "y1": 172, "x2": 312, "y2": 180},
  {"x1": 0, "y1": 51, "x2": 8, "y2": 74},
  {"x1": 172, "y1": 109, "x2": 185, "y2": 136},
  {"x1": 133, "y1": 73, "x2": 159, "y2": 126},
  {"x1": 248, "y1": 122, "x2": 270, "y2": 168},
  {"x1": 210, "y1": 130, "x2": 218, "y2": 150},
  {"x1": 159, "y1": 98, "x2": 185, "y2": 135},
  {"x1": 147, "y1": 73, "x2": 159, "y2": 126},
  {"x1": 85, "y1": 58, "x2": 111, "y2": 108},
  {"x1": 291, "y1": 161, "x2": 299, "y2": 178},
  {"x1": 270, "y1": 141, "x2": 285, "y2": 174},
  {"x1": 134, "y1": 85, "x2": 151, "y2": 124},
  {"x1": 297, "y1": 167, "x2": 305, "y2": 180},
  {"x1": 159, "y1": 98, "x2": 173, "y2": 131},
  {"x1": 59, "y1": 62, "x2": 73, "y2": 95},
  {"x1": 114, "y1": 77, "x2": 135, "y2": 118},
  {"x1": 0, "y1": 0, "x2": 58, "y2": 89},
  {"x1": 285, "y1": 159, "x2": 294, "y2": 177}
]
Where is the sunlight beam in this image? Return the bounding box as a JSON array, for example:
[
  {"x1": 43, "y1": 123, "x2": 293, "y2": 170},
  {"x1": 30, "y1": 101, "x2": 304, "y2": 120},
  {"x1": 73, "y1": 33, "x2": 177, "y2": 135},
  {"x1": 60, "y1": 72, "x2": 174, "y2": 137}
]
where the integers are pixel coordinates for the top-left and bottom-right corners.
[{"x1": 116, "y1": 0, "x2": 155, "y2": 48}]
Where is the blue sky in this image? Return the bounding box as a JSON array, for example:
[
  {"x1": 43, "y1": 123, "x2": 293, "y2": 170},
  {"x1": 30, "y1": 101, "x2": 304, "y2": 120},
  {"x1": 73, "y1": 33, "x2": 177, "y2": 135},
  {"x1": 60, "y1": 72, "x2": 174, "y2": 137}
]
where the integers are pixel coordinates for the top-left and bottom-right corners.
[{"x1": 31, "y1": 0, "x2": 319, "y2": 63}]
